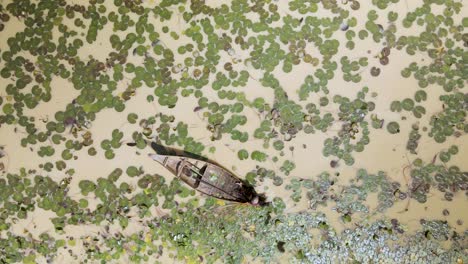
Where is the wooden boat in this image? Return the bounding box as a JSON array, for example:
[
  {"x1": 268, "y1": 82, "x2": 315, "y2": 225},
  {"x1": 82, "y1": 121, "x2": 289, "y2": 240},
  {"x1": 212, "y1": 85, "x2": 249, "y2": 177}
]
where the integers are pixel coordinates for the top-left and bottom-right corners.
[{"x1": 148, "y1": 143, "x2": 264, "y2": 205}]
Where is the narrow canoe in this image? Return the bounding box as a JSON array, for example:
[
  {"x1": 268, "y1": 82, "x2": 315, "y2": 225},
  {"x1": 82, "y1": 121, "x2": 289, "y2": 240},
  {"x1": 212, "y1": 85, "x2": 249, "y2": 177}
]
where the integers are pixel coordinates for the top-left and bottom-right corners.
[{"x1": 149, "y1": 153, "x2": 260, "y2": 204}]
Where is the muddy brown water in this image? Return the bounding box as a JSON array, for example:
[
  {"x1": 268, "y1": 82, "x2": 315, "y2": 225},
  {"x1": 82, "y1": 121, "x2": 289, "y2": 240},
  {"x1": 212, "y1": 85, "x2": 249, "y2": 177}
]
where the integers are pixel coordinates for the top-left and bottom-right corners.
[{"x1": 0, "y1": 0, "x2": 467, "y2": 263}]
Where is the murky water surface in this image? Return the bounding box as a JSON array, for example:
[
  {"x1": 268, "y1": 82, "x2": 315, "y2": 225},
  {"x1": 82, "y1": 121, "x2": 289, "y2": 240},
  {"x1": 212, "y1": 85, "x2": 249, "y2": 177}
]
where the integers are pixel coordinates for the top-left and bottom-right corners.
[{"x1": 0, "y1": 0, "x2": 467, "y2": 263}]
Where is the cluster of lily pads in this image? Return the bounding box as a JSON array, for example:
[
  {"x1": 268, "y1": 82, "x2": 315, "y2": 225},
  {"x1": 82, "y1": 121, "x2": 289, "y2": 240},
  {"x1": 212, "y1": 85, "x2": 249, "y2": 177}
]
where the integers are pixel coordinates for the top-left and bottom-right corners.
[
  {"x1": 1, "y1": 169, "x2": 465, "y2": 263},
  {"x1": 406, "y1": 122, "x2": 422, "y2": 154},
  {"x1": 408, "y1": 153, "x2": 468, "y2": 203},
  {"x1": 0, "y1": 0, "x2": 467, "y2": 262}
]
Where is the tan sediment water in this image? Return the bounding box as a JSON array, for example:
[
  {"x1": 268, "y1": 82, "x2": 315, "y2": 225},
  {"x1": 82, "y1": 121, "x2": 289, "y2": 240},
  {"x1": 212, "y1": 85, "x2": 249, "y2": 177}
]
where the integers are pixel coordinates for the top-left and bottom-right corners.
[{"x1": 0, "y1": 0, "x2": 467, "y2": 263}]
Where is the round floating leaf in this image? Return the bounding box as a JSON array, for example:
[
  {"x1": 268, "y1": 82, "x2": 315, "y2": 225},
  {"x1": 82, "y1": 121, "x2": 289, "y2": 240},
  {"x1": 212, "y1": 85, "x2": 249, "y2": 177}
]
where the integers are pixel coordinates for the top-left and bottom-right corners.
[
  {"x1": 126, "y1": 166, "x2": 140, "y2": 177},
  {"x1": 88, "y1": 147, "x2": 97, "y2": 156},
  {"x1": 79, "y1": 180, "x2": 96, "y2": 195},
  {"x1": 401, "y1": 68, "x2": 411, "y2": 78},
  {"x1": 412, "y1": 105, "x2": 426, "y2": 118},
  {"x1": 448, "y1": 145, "x2": 458, "y2": 155},
  {"x1": 439, "y1": 151, "x2": 450, "y2": 163},
  {"x1": 390, "y1": 101, "x2": 402, "y2": 112},
  {"x1": 61, "y1": 149, "x2": 73, "y2": 160},
  {"x1": 273, "y1": 140, "x2": 284, "y2": 151},
  {"x1": 414, "y1": 90, "x2": 427, "y2": 102},
  {"x1": 387, "y1": 122, "x2": 400, "y2": 134},
  {"x1": 79, "y1": 199, "x2": 88, "y2": 208},
  {"x1": 251, "y1": 151, "x2": 267, "y2": 162},
  {"x1": 105, "y1": 150, "x2": 115, "y2": 159},
  {"x1": 402, "y1": 98, "x2": 415, "y2": 111},
  {"x1": 434, "y1": 133, "x2": 446, "y2": 143}
]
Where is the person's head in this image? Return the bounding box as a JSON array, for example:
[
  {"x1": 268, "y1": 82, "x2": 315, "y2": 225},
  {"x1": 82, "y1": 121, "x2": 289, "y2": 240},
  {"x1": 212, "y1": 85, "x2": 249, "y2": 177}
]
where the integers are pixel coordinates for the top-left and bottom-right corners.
[
  {"x1": 250, "y1": 195, "x2": 260, "y2": 206},
  {"x1": 249, "y1": 194, "x2": 269, "y2": 206}
]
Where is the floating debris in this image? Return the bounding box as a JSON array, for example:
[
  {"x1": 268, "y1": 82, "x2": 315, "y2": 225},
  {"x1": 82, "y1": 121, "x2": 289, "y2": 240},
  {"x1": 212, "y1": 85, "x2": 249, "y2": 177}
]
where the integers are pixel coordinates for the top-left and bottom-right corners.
[
  {"x1": 330, "y1": 160, "x2": 339, "y2": 168},
  {"x1": 370, "y1": 66, "x2": 381, "y2": 77},
  {"x1": 381, "y1": 46, "x2": 391, "y2": 57},
  {"x1": 379, "y1": 56, "x2": 389, "y2": 65},
  {"x1": 340, "y1": 22, "x2": 349, "y2": 31}
]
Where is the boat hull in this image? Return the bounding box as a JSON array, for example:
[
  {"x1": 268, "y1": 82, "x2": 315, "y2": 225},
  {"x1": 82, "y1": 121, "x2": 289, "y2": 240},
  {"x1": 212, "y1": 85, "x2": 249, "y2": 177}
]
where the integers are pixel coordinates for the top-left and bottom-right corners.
[{"x1": 150, "y1": 154, "x2": 257, "y2": 203}]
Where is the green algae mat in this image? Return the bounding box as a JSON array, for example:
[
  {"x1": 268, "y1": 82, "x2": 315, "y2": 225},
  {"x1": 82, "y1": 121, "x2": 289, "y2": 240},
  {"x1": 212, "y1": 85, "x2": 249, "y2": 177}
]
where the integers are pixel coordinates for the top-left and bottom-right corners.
[{"x1": 0, "y1": 0, "x2": 467, "y2": 263}]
